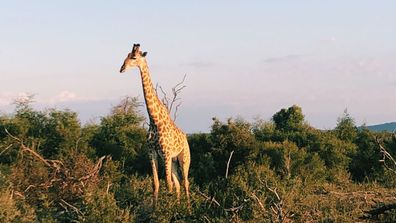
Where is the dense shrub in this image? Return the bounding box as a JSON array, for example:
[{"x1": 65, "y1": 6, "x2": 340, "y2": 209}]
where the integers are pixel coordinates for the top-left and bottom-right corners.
[{"x1": 0, "y1": 101, "x2": 395, "y2": 222}]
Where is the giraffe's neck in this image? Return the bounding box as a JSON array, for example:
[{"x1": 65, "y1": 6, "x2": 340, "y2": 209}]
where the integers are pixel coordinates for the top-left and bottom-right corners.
[{"x1": 139, "y1": 62, "x2": 170, "y2": 125}]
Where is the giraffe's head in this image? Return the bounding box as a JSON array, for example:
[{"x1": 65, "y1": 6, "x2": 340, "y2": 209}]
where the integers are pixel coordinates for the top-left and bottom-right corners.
[{"x1": 119, "y1": 44, "x2": 147, "y2": 73}]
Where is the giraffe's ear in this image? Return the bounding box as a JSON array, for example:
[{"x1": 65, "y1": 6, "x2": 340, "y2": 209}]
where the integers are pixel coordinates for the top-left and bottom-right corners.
[{"x1": 141, "y1": 52, "x2": 147, "y2": 57}]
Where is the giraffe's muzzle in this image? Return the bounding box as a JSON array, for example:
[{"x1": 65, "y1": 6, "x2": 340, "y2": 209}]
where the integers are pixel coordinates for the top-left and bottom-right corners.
[{"x1": 120, "y1": 65, "x2": 125, "y2": 73}]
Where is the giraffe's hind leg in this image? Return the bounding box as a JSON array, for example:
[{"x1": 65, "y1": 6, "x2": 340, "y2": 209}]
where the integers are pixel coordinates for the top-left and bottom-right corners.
[
  {"x1": 150, "y1": 151, "x2": 160, "y2": 207},
  {"x1": 164, "y1": 156, "x2": 173, "y2": 193},
  {"x1": 178, "y1": 145, "x2": 191, "y2": 206},
  {"x1": 171, "y1": 159, "x2": 181, "y2": 203}
]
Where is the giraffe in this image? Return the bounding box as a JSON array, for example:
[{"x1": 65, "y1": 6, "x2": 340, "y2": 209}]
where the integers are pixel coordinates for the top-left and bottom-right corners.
[{"x1": 119, "y1": 44, "x2": 190, "y2": 206}]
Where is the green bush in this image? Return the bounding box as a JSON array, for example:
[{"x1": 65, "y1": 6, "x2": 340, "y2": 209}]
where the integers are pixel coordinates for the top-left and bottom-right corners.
[{"x1": 1, "y1": 101, "x2": 395, "y2": 222}]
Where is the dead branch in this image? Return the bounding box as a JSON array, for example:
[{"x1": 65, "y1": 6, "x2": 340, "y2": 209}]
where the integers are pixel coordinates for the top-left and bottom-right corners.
[
  {"x1": 60, "y1": 199, "x2": 84, "y2": 216},
  {"x1": 5, "y1": 127, "x2": 108, "y2": 199},
  {"x1": 6, "y1": 128, "x2": 64, "y2": 170},
  {"x1": 0, "y1": 144, "x2": 13, "y2": 155},
  {"x1": 24, "y1": 185, "x2": 36, "y2": 193},
  {"x1": 106, "y1": 182, "x2": 112, "y2": 194},
  {"x1": 78, "y1": 156, "x2": 107, "y2": 181},
  {"x1": 202, "y1": 216, "x2": 211, "y2": 223},
  {"x1": 197, "y1": 190, "x2": 248, "y2": 217},
  {"x1": 196, "y1": 189, "x2": 221, "y2": 207},
  {"x1": 173, "y1": 103, "x2": 182, "y2": 121},
  {"x1": 5, "y1": 129, "x2": 22, "y2": 143},
  {"x1": 155, "y1": 74, "x2": 187, "y2": 121},
  {"x1": 265, "y1": 182, "x2": 286, "y2": 223},
  {"x1": 13, "y1": 191, "x2": 24, "y2": 199},
  {"x1": 225, "y1": 150, "x2": 234, "y2": 179},
  {"x1": 169, "y1": 74, "x2": 187, "y2": 115},
  {"x1": 224, "y1": 204, "x2": 244, "y2": 212},
  {"x1": 224, "y1": 198, "x2": 249, "y2": 223},
  {"x1": 376, "y1": 137, "x2": 396, "y2": 174},
  {"x1": 251, "y1": 192, "x2": 266, "y2": 213},
  {"x1": 21, "y1": 146, "x2": 54, "y2": 167},
  {"x1": 158, "y1": 85, "x2": 169, "y2": 108}
]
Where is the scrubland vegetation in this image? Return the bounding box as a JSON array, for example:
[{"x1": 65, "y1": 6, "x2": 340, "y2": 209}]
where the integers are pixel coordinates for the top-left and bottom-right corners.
[{"x1": 0, "y1": 97, "x2": 395, "y2": 222}]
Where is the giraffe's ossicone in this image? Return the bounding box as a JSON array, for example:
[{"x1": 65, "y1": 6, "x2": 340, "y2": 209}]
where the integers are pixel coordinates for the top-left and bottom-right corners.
[{"x1": 119, "y1": 44, "x2": 191, "y2": 207}]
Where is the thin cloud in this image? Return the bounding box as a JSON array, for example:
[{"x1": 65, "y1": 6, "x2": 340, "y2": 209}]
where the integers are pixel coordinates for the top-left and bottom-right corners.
[
  {"x1": 52, "y1": 90, "x2": 78, "y2": 102},
  {"x1": 181, "y1": 61, "x2": 215, "y2": 68},
  {"x1": 262, "y1": 54, "x2": 302, "y2": 64},
  {"x1": 0, "y1": 90, "x2": 108, "y2": 105},
  {"x1": 0, "y1": 93, "x2": 14, "y2": 106},
  {"x1": 48, "y1": 90, "x2": 108, "y2": 104},
  {"x1": 322, "y1": 36, "x2": 337, "y2": 44}
]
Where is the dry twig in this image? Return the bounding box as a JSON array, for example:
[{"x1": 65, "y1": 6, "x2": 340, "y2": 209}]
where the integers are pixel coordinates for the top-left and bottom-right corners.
[
  {"x1": 155, "y1": 74, "x2": 187, "y2": 121},
  {"x1": 251, "y1": 192, "x2": 266, "y2": 213},
  {"x1": 0, "y1": 144, "x2": 13, "y2": 155},
  {"x1": 60, "y1": 199, "x2": 84, "y2": 216},
  {"x1": 376, "y1": 137, "x2": 396, "y2": 174},
  {"x1": 224, "y1": 204, "x2": 244, "y2": 212},
  {"x1": 265, "y1": 181, "x2": 287, "y2": 223},
  {"x1": 78, "y1": 156, "x2": 106, "y2": 181},
  {"x1": 225, "y1": 150, "x2": 234, "y2": 179},
  {"x1": 196, "y1": 189, "x2": 221, "y2": 207},
  {"x1": 5, "y1": 128, "x2": 63, "y2": 170}
]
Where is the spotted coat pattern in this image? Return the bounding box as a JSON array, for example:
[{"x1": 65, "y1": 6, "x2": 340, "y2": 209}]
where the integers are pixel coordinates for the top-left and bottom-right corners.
[{"x1": 120, "y1": 44, "x2": 190, "y2": 206}]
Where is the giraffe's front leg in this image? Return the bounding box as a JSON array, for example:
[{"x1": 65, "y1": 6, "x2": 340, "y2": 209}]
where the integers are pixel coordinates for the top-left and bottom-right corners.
[{"x1": 164, "y1": 156, "x2": 173, "y2": 193}]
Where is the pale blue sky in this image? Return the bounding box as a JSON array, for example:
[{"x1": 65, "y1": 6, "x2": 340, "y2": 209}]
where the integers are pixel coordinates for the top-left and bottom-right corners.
[{"x1": 1, "y1": 1, "x2": 395, "y2": 132}]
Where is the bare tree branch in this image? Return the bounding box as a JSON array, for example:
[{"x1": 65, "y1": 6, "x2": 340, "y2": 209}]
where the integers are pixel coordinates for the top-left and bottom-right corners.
[
  {"x1": 224, "y1": 204, "x2": 244, "y2": 212},
  {"x1": 173, "y1": 103, "x2": 182, "y2": 121},
  {"x1": 24, "y1": 185, "x2": 36, "y2": 193},
  {"x1": 169, "y1": 74, "x2": 187, "y2": 113},
  {"x1": 154, "y1": 74, "x2": 187, "y2": 121},
  {"x1": 0, "y1": 144, "x2": 13, "y2": 155},
  {"x1": 6, "y1": 128, "x2": 108, "y2": 198},
  {"x1": 376, "y1": 137, "x2": 396, "y2": 174},
  {"x1": 202, "y1": 216, "x2": 211, "y2": 223},
  {"x1": 197, "y1": 188, "x2": 249, "y2": 220},
  {"x1": 265, "y1": 181, "x2": 286, "y2": 223},
  {"x1": 196, "y1": 189, "x2": 221, "y2": 207},
  {"x1": 5, "y1": 129, "x2": 22, "y2": 143},
  {"x1": 225, "y1": 150, "x2": 234, "y2": 179},
  {"x1": 6, "y1": 128, "x2": 63, "y2": 169},
  {"x1": 106, "y1": 182, "x2": 112, "y2": 194},
  {"x1": 251, "y1": 192, "x2": 266, "y2": 213},
  {"x1": 78, "y1": 156, "x2": 107, "y2": 181},
  {"x1": 158, "y1": 85, "x2": 169, "y2": 108},
  {"x1": 60, "y1": 199, "x2": 84, "y2": 216}
]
